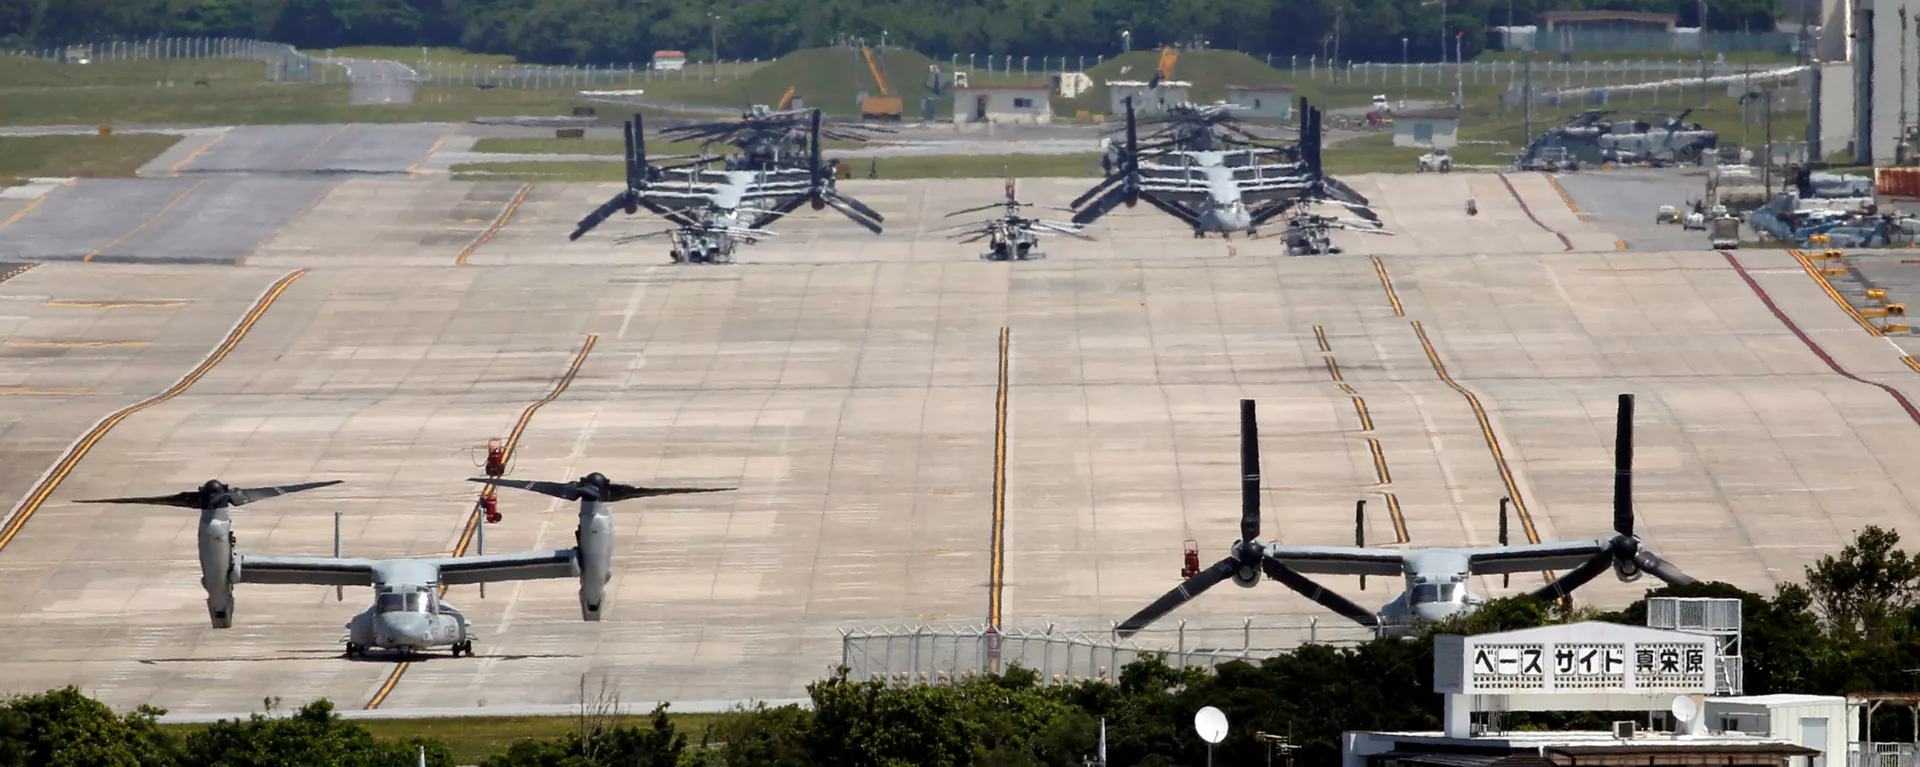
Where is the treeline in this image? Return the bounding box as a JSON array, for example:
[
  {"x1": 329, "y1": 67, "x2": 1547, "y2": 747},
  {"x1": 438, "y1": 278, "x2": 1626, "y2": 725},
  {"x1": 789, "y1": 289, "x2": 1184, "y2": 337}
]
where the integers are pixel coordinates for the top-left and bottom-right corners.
[
  {"x1": 10, "y1": 525, "x2": 1920, "y2": 766},
  {"x1": 0, "y1": 0, "x2": 1780, "y2": 66}
]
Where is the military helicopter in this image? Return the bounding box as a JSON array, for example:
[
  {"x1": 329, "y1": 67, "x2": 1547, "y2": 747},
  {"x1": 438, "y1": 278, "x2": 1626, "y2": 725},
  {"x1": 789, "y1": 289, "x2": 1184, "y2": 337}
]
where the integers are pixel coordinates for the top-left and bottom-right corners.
[
  {"x1": 83, "y1": 473, "x2": 729, "y2": 658},
  {"x1": 1103, "y1": 101, "x2": 1295, "y2": 170},
  {"x1": 1281, "y1": 201, "x2": 1396, "y2": 256},
  {"x1": 940, "y1": 179, "x2": 1091, "y2": 261}
]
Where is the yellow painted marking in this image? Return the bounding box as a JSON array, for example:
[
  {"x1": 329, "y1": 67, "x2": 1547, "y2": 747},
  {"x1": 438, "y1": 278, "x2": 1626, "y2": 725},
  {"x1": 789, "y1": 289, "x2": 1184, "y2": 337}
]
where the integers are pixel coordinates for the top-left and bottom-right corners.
[
  {"x1": 7, "y1": 340, "x2": 150, "y2": 348},
  {"x1": 365, "y1": 332, "x2": 598, "y2": 710},
  {"x1": 0, "y1": 386, "x2": 93, "y2": 395},
  {"x1": 1410, "y1": 320, "x2": 1552, "y2": 582},
  {"x1": 988, "y1": 327, "x2": 1010, "y2": 633},
  {"x1": 0, "y1": 270, "x2": 308, "y2": 554},
  {"x1": 1384, "y1": 493, "x2": 1409, "y2": 544},
  {"x1": 293, "y1": 124, "x2": 352, "y2": 169},
  {"x1": 83, "y1": 180, "x2": 207, "y2": 262},
  {"x1": 1790, "y1": 249, "x2": 1883, "y2": 337},
  {"x1": 406, "y1": 133, "x2": 452, "y2": 178},
  {"x1": 1313, "y1": 325, "x2": 1330, "y2": 352},
  {"x1": 1368, "y1": 438, "x2": 1391, "y2": 485},
  {"x1": 1905, "y1": 356, "x2": 1920, "y2": 375},
  {"x1": 456, "y1": 184, "x2": 533, "y2": 265},
  {"x1": 1371, "y1": 256, "x2": 1404, "y2": 316},
  {"x1": 1324, "y1": 356, "x2": 1343, "y2": 381},
  {"x1": 44, "y1": 300, "x2": 187, "y2": 309},
  {"x1": 1352, "y1": 396, "x2": 1373, "y2": 431},
  {"x1": 1337, "y1": 382, "x2": 1355, "y2": 395},
  {"x1": 169, "y1": 132, "x2": 226, "y2": 176},
  {"x1": 1615, "y1": 239, "x2": 1628, "y2": 250},
  {"x1": 1545, "y1": 174, "x2": 1589, "y2": 222},
  {"x1": 0, "y1": 196, "x2": 50, "y2": 234}
]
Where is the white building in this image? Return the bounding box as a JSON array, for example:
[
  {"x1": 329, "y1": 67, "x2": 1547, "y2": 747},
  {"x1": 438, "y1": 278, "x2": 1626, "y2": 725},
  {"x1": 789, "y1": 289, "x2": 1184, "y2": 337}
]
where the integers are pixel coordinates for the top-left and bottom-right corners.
[
  {"x1": 953, "y1": 86, "x2": 1054, "y2": 125},
  {"x1": 1347, "y1": 622, "x2": 1823, "y2": 767},
  {"x1": 1225, "y1": 85, "x2": 1295, "y2": 120},
  {"x1": 1707, "y1": 695, "x2": 1852, "y2": 767},
  {"x1": 1106, "y1": 80, "x2": 1191, "y2": 116},
  {"x1": 1808, "y1": 0, "x2": 1920, "y2": 161},
  {"x1": 1392, "y1": 110, "x2": 1460, "y2": 148}
]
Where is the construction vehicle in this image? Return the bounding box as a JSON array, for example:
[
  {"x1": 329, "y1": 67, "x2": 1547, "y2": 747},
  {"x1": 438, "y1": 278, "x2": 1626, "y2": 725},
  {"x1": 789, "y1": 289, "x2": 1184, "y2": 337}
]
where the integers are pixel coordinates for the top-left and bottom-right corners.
[
  {"x1": 775, "y1": 86, "x2": 796, "y2": 111},
  {"x1": 859, "y1": 44, "x2": 901, "y2": 120}
]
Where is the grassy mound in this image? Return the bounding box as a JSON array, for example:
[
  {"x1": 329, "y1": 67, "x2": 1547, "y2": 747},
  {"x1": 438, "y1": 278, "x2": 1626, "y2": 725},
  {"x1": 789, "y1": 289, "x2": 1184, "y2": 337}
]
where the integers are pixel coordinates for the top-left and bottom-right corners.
[
  {"x1": 728, "y1": 46, "x2": 939, "y2": 117},
  {"x1": 1057, "y1": 49, "x2": 1292, "y2": 115}
]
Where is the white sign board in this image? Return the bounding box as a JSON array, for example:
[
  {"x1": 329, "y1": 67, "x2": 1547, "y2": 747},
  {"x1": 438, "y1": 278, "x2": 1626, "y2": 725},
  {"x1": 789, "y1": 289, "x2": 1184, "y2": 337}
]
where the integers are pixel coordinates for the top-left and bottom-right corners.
[{"x1": 1435, "y1": 622, "x2": 1713, "y2": 696}]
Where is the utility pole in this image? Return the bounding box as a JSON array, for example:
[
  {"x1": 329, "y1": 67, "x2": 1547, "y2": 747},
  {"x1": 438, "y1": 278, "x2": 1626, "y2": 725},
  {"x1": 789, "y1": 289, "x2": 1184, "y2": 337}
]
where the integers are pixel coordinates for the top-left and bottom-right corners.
[
  {"x1": 1764, "y1": 89, "x2": 1774, "y2": 198},
  {"x1": 1697, "y1": 0, "x2": 1709, "y2": 107},
  {"x1": 708, "y1": 10, "x2": 719, "y2": 85},
  {"x1": 1904, "y1": 8, "x2": 1911, "y2": 164}
]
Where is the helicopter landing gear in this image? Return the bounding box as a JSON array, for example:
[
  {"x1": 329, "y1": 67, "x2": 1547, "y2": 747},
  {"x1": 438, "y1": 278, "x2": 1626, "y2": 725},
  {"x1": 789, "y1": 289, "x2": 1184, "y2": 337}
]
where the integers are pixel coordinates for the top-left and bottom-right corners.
[
  {"x1": 451, "y1": 641, "x2": 475, "y2": 657},
  {"x1": 344, "y1": 642, "x2": 364, "y2": 658}
]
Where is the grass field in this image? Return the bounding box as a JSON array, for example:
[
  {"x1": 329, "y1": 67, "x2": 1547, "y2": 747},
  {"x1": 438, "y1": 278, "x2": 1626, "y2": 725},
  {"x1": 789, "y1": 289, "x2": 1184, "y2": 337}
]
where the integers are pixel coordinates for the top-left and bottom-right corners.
[
  {"x1": 452, "y1": 153, "x2": 1104, "y2": 182},
  {"x1": 323, "y1": 46, "x2": 518, "y2": 67},
  {"x1": 0, "y1": 133, "x2": 182, "y2": 184},
  {"x1": 160, "y1": 712, "x2": 726, "y2": 764}
]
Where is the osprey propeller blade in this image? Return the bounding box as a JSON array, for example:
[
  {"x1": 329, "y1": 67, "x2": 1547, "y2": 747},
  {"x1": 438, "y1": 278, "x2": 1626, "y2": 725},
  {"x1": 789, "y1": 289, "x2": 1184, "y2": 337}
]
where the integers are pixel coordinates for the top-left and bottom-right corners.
[
  {"x1": 469, "y1": 472, "x2": 731, "y2": 503},
  {"x1": 82, "y1": 479, "x2": 342, "y2": 510}
]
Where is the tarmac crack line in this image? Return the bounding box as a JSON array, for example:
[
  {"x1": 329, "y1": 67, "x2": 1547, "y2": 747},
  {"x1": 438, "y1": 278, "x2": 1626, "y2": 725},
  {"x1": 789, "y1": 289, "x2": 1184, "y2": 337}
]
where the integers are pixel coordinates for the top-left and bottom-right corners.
[
  {"x1": 456, "y1": 183, "x2": 533, "y2": 265},
  {"x1": 1409, "y1": 319, "x2": 1554, "y2": 585},
  {"x1": 1315, "y1": 325, "x2": 1407, "y2": 544},
  {"x1": 1495, "y1": 173, "x2": 1574, "y2": 252},
  {"x1": 1370, "y1": 256, "x2": 1405, "y2": 317},
  {"x1": 83, "y1": 179, "x2": 207, "y2": 262},
  {"x1": 0, "y1": 269, "x2": 310, "y2": 554},
  {"x1": 987, "y1": 326, "x2": 1010, "y2": 636},
  {"x1": 1723, "y1": 251, "x2": 1920, "y2": 426},
  {"x1": 364, "y1": 332, "x2": 599, "y2": 710}
]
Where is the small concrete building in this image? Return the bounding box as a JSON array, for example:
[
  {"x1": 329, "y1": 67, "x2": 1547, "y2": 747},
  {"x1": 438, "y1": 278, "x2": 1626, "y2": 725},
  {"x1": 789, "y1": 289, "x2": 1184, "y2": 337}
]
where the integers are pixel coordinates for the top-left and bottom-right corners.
[
  {"x1": 1225, "y1": 85, "x2": 1295, "y2": 120},
  {"x1": 1392, "y1": 110, "x2": 1460, "y2": 148},
  {"x1": 1106, "y1": 80, "x2": 1191, "y2": 116},
  {"x1": 1536, "y1": 10, "x2": 1676, "y2": 35},
  {"x1": 1706, "y1": 695, "x2": 1852, "y2": 767},
  {"x1": 953, "y1": 85, "x2": 1053, "y2": 125}
]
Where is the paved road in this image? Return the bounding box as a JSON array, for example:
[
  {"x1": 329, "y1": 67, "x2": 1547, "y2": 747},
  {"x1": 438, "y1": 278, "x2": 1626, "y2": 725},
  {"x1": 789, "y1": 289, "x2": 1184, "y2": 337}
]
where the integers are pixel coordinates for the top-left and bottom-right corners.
[
  {"x1": 333, "y1": 58, "x2": 417, "y2": 105},
  {"x1": 1552, "y1": 168, "x2": 1714, "y2": 251}
]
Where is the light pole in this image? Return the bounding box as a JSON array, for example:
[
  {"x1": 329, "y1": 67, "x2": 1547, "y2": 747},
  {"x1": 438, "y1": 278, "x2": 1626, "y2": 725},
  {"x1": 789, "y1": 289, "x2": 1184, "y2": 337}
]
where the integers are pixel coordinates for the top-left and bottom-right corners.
[
  {"x1": 1401, "y1": 37, "x2": 1409, "y2": 100},
  {"x1": 708, "y1": 11, "x2": 719, "y2": 85},
  {"x1": 1121, "y1": 29, "x2": 1131, "y2": 54}
]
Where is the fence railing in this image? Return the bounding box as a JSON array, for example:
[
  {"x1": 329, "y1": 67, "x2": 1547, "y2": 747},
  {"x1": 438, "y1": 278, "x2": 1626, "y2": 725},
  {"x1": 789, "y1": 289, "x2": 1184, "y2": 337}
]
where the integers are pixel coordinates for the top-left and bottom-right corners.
[
  {"x1": 839, "y1": 619, "x2": 1374, "y2": 688},
  {"x1": 4, "y1": 37, "x2": 318, "y2": 82},
  {"x1": 310, "y1": 57, "x2": 770, "y2": 89}
]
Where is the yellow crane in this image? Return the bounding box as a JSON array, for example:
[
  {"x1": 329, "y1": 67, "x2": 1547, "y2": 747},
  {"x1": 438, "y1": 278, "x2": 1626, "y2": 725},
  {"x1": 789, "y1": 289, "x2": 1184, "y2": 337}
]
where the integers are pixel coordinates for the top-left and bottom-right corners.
[
  {"x1": 776, "y1": 86, "x2": 796, "y2": 110},
  {"x1": 859, "y1": 43, "x2": 902, "y2": 120},
  {"x1": 1148, "y1": 44, "x2": 1179, "y2": 88}
]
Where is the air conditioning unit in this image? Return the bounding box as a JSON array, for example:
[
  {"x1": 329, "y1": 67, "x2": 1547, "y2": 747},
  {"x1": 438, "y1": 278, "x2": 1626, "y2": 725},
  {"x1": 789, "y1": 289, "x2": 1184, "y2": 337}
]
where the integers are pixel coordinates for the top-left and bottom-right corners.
[{"x1": 1612, "y1": 721, "x2": 1636, "y2": 740}]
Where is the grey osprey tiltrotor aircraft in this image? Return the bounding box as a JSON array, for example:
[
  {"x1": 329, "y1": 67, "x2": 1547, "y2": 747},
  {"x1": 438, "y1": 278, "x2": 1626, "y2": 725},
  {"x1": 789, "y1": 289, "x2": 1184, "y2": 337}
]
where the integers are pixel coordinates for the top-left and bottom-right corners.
[
  {"x1": 84, "y1": 473, "x2": 728, "y2": 657},
  {"x1": 570, "y1": 110, "x2": 884, "y2": 263},
  {"x1": 940, "y1": 179, "x2": 1091, "y2": 261},
  {"x1": 657, "y1": 104, "x2": 895, "y2": 171},
  {"x1": 1074, "y1": 98, "x2": 1383, "y2": 241},
  {"x1": 1113, "y1": 394, "x2": 1694, "y2": 637}
]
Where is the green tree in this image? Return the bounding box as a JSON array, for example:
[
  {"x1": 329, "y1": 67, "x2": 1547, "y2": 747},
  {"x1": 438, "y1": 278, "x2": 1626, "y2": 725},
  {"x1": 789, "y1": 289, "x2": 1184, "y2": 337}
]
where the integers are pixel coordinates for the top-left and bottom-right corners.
[
  {"x1": 0, "y1": 686, "x2": 177, "y2": 767},
  {"x1": 181, "y1": 698, "x2": 452, "y2": 767},
  {"x1": 1805, "y1": 525, "x2": 1920, "y2": 642}
]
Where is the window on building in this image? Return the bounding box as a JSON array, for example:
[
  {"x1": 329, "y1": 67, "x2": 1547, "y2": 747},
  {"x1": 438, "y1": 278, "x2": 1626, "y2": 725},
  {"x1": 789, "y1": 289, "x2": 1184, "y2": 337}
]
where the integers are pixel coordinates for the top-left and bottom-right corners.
[
  {"x1": 1013, "y1": 97, "x2": 1034, "y2": 108},
  {"x1": 1254, "y1": 99, "x2": 1262, "y2": 108},
  {"x1": 1414, "y1": 122, "x2": 1434, "y2": 144}
]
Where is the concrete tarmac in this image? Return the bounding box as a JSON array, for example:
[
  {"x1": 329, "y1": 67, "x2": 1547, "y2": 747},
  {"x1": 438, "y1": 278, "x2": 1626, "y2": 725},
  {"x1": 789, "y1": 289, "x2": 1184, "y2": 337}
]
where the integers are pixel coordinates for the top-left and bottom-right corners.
[{"x1": 5, "y1": 168, "x2": 1920, "y2": 720}]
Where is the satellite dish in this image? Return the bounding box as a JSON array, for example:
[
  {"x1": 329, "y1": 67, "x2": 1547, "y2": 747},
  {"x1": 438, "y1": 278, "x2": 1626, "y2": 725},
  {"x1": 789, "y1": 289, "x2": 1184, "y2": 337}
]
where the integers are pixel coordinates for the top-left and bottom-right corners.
[
  {"x1": 1194, "y1": 706, "x2": 1229, "y2": 744},
  {"x1": 1670, "y1": 695, "x2": 1699, "y2": 725}
]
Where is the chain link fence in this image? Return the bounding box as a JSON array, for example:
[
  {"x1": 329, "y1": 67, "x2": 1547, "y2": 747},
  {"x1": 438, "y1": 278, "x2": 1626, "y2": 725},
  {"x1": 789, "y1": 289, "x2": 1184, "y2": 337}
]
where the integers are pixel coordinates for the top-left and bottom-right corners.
[
  {"x1": 839, "y1": 619, "x2": 1376, "y2": 688},
  {"x1": 322, "y1": 58, "x2": 770, "y2": 90},
  {"x1": 4, "y1": 37, "x2": 318, "y2": 82}
]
